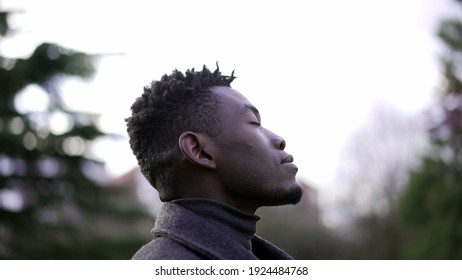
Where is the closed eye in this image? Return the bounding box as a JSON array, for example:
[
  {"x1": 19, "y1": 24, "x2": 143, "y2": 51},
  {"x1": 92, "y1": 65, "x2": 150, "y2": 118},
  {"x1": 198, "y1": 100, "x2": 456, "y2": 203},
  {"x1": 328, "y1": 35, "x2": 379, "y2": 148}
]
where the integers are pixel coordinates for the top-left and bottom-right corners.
[{"x1": 241, "y1": 105, "x2": 262, "y2": 127}]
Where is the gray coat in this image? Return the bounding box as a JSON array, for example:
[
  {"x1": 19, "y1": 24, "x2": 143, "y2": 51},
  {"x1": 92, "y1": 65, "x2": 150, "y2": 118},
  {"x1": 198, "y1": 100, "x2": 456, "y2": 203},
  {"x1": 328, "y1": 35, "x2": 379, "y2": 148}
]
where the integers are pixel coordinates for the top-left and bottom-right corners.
[{"x1": 132, "y1": 200, "x2": 293, "y2": 260}]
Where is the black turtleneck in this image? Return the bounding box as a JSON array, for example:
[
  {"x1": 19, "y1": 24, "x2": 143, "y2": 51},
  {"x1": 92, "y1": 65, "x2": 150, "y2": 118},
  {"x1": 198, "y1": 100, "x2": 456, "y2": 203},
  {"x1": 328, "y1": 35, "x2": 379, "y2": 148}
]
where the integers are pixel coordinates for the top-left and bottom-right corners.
[
  {"x1": 132, "y1": 197, "x2": 293, "y2": 259},
  {"x1": 172, "y1": 198, "x2": 260, "y2": 251}
]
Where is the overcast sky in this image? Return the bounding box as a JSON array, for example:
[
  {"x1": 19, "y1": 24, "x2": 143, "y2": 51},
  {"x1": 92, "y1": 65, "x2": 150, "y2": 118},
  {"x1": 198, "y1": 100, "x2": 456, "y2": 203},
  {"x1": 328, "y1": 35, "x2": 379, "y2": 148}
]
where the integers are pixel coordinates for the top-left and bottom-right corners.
[{"x1": 3, "y1": 0, "x2": 455, "y2": 222}]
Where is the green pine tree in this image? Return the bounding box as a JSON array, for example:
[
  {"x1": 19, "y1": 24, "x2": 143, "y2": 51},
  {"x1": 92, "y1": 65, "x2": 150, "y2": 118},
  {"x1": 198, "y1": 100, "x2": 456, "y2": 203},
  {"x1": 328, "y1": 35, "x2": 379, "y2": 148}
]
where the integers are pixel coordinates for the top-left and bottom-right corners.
[
  {"x1": 398, "y1": 0, "x2": 462, "y2": 259},
  {"x1": 0, "y1": 6, "x2": 152, "y2": 259}
]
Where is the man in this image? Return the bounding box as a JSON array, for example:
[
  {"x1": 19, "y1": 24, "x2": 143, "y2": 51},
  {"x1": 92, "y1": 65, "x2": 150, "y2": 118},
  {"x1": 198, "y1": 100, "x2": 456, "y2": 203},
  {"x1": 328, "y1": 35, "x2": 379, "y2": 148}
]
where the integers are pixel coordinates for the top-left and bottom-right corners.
[{"x1": 126, "y1": 65, "x2": 303, "y2": 260}]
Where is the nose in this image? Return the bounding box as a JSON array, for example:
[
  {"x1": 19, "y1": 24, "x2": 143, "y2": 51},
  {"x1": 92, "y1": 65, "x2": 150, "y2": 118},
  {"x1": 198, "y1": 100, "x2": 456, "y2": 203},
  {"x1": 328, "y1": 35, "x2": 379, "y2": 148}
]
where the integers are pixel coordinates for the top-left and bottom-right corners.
[{"x1": 268, "y1": 129, "x2": 286, "y2": 150}]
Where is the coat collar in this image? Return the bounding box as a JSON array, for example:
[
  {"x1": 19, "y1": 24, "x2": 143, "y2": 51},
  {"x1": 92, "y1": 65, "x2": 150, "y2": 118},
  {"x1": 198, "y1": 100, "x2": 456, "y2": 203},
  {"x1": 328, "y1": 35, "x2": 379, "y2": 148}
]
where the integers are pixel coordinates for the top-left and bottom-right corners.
[{"x1": 152, "y1": 200, "x2": 259, "y2": 260}]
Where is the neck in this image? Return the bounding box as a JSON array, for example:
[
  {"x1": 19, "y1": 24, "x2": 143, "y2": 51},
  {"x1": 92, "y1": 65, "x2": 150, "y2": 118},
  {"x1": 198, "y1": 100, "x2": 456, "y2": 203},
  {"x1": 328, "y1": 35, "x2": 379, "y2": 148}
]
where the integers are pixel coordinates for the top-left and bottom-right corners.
[{"x1": 175, "y1": 180, "x2": 259, "y2": 215}]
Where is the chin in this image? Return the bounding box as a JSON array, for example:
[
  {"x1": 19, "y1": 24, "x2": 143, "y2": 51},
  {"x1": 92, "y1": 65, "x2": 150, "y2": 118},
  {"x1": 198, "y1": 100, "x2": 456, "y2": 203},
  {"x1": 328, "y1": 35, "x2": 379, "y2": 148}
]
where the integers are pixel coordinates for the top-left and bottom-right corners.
[
  {"x1": 263, "y1": 183, "x2": 303, "y2": 206},
  {"x1": 286, "y1": 184, "x2": 303, "y2": 204}
]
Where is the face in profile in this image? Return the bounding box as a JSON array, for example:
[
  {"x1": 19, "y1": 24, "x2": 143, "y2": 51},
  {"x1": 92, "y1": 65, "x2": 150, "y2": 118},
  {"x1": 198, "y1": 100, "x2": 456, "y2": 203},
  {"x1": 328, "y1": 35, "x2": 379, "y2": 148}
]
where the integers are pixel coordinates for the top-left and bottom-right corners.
[{"x1": 209, "y1": 86, "x2": 303, "y2": 209}]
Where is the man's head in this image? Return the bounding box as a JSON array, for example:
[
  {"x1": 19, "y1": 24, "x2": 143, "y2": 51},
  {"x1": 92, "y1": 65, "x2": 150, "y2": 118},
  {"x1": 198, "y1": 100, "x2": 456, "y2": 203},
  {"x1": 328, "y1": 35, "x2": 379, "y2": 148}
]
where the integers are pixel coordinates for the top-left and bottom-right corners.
[
  {"x1": 126, "y1": 65, "x2": 302, "y2": 212},
  {"x1": 126, "y1": 65, "x2": 233, "y2": 201}
]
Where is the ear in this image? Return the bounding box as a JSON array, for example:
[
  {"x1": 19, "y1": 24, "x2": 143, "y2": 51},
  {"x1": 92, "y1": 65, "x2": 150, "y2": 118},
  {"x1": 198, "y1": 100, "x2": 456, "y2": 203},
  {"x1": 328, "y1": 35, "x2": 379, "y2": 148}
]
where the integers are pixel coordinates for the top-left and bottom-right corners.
[{"x1": 178, "y1": 131, "x2": 216, "y2": 169}]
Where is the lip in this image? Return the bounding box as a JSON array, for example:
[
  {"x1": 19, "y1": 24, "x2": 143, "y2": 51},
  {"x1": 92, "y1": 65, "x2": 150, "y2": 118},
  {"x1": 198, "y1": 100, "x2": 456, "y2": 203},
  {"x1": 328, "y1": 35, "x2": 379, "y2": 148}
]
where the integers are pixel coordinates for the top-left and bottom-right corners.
[
  {"x1": 283, "y1": 162, "x2": 298, "y2": 172},
  {"x1": 281, "y1": 154, "x2": 294, "y2": 164},
  {"x1": 281, "y1": 154, "x2": 298, "y2": 173}
]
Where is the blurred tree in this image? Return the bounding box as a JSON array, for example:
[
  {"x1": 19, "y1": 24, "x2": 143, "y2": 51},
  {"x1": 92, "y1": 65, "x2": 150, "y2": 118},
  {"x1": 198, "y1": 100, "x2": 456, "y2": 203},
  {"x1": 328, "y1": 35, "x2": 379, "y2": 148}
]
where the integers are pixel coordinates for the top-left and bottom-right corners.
[
  {"x1": 398, "y1": 0, "x2": 462, "y2": 259},
  {"x1": 339, "y1": 105, "x2": 428, "y2": 217},
  {"x1": 332, "y1": 104, "x2": 428, "y2": 259},
  {"x1": 0, "y1": 6, "x2": 152, "y2": 259}
]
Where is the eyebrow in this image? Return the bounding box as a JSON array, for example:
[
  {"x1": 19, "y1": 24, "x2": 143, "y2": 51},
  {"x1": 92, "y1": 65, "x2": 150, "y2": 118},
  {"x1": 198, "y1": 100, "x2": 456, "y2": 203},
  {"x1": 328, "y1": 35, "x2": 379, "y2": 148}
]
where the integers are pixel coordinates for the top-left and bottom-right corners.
[{"x1": 241, "y1": 104, "x2": 261, "y2": 121}]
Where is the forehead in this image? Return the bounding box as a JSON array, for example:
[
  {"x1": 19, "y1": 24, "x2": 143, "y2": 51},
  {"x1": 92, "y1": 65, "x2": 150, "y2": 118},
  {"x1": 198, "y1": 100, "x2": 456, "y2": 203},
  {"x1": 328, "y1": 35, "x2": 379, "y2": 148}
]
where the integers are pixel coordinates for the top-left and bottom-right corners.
[{"x1": 209, "y1": 86, "x2": 253, "y2": 111}]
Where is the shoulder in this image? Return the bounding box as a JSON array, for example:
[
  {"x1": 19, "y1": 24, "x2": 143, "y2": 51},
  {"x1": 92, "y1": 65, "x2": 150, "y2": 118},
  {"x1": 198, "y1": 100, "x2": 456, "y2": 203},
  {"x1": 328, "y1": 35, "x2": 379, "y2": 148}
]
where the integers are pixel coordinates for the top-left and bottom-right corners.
[
  {"x1": 132, "y1": 236, "x2": 204, "y2": 260},
  {"x1": 251, "y1": 235, "x2": 294, "y2": 260}
]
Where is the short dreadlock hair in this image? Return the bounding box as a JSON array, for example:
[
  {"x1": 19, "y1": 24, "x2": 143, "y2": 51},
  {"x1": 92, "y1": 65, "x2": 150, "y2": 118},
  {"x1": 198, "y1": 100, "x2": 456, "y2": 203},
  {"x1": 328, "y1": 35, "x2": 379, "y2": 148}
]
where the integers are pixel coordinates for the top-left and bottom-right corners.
[{"x1": 125, "y1": 65, "x2": 235, "y2": 201}]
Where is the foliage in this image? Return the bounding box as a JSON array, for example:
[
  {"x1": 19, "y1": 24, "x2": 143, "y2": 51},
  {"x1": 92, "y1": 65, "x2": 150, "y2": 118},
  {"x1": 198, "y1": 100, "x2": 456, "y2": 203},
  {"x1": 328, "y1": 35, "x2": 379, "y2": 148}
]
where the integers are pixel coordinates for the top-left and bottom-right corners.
[
  {"x1": 398, "y1": 158, "x2": 462, "y2": 259},
  {"x1": 0, "y1": 7, "x2": 152, "y2": 259},
  {"x1": 397, "y1": 0, "x2": 462, "y2": 259}
]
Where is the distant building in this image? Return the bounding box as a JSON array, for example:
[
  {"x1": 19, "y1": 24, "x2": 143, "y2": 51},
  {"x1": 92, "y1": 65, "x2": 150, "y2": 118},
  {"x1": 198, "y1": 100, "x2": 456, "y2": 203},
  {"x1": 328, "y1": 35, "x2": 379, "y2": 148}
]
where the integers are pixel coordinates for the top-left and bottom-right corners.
[
  {"x1": 106, "y1": 168, "x2": 161, "y2": 216},
  {"x1": 298, "y1": 181, "x2": 320, "y2": 224}
]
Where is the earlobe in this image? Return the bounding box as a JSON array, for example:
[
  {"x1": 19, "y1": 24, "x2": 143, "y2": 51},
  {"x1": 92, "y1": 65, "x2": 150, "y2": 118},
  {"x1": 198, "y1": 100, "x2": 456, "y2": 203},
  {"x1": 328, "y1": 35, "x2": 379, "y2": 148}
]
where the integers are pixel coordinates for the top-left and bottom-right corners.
[{"x1": 178, "y1": 131, "x2": 216, "y2": 169}]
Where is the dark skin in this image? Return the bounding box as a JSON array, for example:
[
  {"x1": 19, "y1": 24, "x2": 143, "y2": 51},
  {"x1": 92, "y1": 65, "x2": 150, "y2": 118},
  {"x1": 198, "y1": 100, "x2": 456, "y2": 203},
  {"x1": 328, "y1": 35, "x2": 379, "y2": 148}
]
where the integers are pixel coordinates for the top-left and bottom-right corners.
[{"x1": 172, "y1": 86, "x2": 302, "y2": 214}]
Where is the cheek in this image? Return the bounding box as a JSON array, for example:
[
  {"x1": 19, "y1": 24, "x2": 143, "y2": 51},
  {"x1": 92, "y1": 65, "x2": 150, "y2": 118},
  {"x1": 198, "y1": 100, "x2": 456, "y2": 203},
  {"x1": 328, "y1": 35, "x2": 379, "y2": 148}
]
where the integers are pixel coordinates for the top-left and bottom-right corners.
[
  {"x1": 238, "y1": 148, "x2": 275, "y2": 179},
  {"x1": 218, "y1": 130, "x2": 275, "y2": 172}
]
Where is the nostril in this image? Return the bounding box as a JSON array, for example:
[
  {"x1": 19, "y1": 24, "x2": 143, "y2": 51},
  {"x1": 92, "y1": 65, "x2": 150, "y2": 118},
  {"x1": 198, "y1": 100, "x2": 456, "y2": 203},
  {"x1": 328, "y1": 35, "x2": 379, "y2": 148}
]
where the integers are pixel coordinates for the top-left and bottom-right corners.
[{"x1": 279, "y1": 139, "x2": 286, "y2": 150}]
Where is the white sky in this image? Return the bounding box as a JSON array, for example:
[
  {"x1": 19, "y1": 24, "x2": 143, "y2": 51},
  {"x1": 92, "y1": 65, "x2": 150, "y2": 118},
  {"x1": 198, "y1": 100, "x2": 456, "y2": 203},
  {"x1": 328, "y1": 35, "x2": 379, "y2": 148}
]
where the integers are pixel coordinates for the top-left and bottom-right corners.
[{"x1": 2, "y1": 0, "x2": 454, "y2": 219}]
